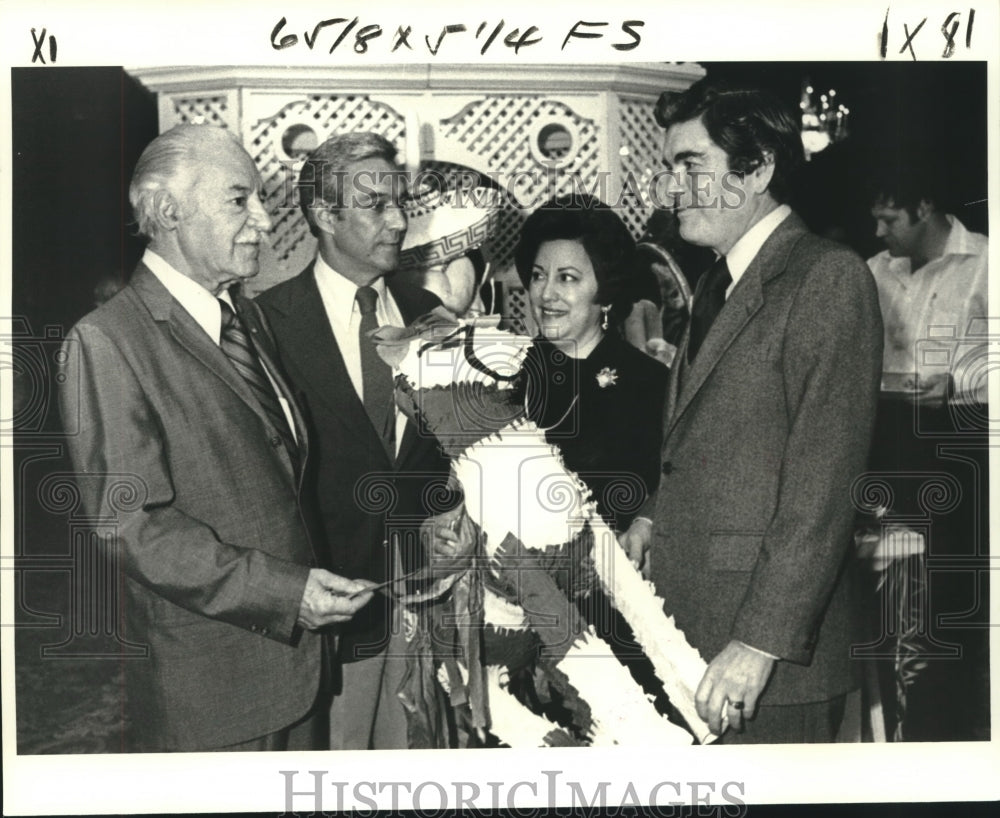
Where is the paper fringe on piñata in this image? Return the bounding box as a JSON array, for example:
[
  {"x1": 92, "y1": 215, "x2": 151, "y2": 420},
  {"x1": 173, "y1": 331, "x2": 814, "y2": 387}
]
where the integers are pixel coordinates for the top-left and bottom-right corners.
[{"x1": 376, "y1": 313, "x2": 713, "y2": 745}]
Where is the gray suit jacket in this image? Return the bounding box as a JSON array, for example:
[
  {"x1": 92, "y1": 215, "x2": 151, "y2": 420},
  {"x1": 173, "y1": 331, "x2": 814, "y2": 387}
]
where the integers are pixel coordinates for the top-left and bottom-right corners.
[
  {"x1": 59, "y1": 263, "x2": 323, "y2": 751},
  {"x1": 647, "y1": 212, "x2": 883, "y2": 707}
]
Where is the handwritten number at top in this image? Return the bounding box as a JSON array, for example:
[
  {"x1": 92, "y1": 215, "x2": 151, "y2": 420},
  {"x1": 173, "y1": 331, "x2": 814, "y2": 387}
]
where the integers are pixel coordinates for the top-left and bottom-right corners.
[{"x1": 31, "y1": 27, "x2": 57, "y2": 64}]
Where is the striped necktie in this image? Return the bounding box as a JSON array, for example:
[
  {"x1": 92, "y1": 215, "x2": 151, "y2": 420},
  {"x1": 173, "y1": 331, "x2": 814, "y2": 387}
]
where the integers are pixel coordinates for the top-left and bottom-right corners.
[{"x1": 217, "y1": 299, "x2": 298, "y2": 468}]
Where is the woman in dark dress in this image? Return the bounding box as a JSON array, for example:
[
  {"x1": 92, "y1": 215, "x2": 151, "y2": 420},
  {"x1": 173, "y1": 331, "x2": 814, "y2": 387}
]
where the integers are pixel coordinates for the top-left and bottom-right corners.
[
  {"x1": 509, "y1": 196, "x2": 670, "y2": 718},
  {"x1": 398, "y1": 196, "x2": 673, "y2": 746},
  {"x1": 513, "y1": 195, "x2": 669, "y2": 532}
]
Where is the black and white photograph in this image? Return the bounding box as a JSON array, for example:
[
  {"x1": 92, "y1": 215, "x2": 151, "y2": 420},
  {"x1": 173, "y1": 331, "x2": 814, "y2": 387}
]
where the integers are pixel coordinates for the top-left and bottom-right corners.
[{"x1": 2, "y1": 1, "x2": 997, "y2": 814}]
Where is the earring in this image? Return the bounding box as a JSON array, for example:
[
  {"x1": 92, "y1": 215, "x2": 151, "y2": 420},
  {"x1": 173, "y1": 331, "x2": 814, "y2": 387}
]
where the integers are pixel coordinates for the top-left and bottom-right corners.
[{"x1": 601, "y1": 305, "x2": 610, "y2": 331}]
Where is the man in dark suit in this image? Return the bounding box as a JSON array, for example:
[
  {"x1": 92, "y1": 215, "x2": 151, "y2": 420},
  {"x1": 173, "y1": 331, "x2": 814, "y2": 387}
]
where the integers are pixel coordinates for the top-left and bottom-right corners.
[
  {"x1": 623, "y1": 80, "x2": 883, "y2": 743},
  {"x1": 257, "y1": 132, "x2": 455, "y2": 750},
  {"x1": 58, "y1": 124, "x2": 375, "y2": 752}
]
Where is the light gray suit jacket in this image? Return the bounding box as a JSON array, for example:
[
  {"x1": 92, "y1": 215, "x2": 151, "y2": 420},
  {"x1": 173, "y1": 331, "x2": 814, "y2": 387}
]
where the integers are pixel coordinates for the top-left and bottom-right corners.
[
  {"x1": 59, "y1": 264, "x2": 323, "y2": 751},
  {"x1": 647, "y1": 212, "x2": 883, "y2": 708}
]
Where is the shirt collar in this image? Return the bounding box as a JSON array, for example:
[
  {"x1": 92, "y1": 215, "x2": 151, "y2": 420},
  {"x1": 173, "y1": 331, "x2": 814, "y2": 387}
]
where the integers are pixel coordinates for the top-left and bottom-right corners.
[
  {"x1": 143, "y1": 249, "x2": 231, "y2": 343},
  {"x1": 724, "y1": 204, "x2": 791, "y2": 289},
  {"x1": 314, "y1": 252, "x2": 390, "y2": 321},
  {"x1": 875, "y1": 214, "x2": 981, "y2": 276},
  {"x1": 940, "y1": 214, "x2": 979, "y2": 258}
]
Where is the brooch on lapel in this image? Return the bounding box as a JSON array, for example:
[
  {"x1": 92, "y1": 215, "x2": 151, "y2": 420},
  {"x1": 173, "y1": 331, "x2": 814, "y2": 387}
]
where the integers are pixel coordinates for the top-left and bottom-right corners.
[{"x1": 595, "y1": 367, "x2": 618, "y2": 388}]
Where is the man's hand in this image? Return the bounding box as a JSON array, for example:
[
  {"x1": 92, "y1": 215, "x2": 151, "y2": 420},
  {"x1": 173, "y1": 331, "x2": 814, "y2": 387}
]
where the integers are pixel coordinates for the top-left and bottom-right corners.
[
  {"x1": 696, "y1": 640, "x2": 776, "y2": 736},
  {"x1": 913, "y1": 371, "x2": 950, "y2": 406},
  {"x1": 421, "y1": 504, "x2": 478, "y2": 578},
  {"x1": 296, "y1": 569, "x2": 376, "y2": 630},
  {"x1": 619, "y1": 518, "x2": 653, "y2": 578},
  {"x1": 881, "y1": 371, "x2": 950, "y2": 407}
]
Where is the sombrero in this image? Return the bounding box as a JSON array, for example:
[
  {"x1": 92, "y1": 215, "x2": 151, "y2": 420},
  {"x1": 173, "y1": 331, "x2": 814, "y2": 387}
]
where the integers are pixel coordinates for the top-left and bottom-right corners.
[{"x1": 398, "y1": 188, "x2": 502, "y2": 272}]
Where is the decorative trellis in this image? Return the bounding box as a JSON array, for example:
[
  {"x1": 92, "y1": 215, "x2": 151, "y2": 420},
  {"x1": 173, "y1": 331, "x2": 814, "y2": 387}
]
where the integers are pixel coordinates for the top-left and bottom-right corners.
[
  {"x1": 167, "y1": 95, "x2": 232, "y2": 129},
  {"x1": 248, "y1": 95, "x2": 407, "y2": 267},
  {"x1": 503, "y1": 285, "x2": 532, "y2": 335},
  {"x1": 440, "y1": 96, "x2": 600, "y2": 274},
  {"x1": 618, "y1": 96, "x2": 664, "y2": 240},
  {"x1": 140, "y1": 66, "x2": 706, "y2": 313}
]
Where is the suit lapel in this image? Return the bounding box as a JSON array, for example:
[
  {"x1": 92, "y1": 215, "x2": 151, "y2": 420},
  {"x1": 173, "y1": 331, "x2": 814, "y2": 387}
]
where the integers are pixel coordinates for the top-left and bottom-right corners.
[
  {"x1": 274, "y1": 266, "x2": 376, "y2": 442},
  {"x1": 667, "y1": 273, "x2": 764, "y2": 437},
  {"x1": 666, "y1": 213, "x2": 808, "y2": 439},
  {"x1": 663, "y1": 342, "x2": 684, "y2": 429},
  {"x1": 131, "y1": 266, "x2": 274, "y2": 426},
  {"x1": 132, "y1": 266, "x2": 300, "y2": 481},
  {"x1": 387, "y1": 277, "x2": 439, "y2": 468},
  {"x1": 394, "y1": 399, "x2": 420, "y2": 469},
  {"x1": 264, "y1": 268, "x2": 440, "y2": 470}
]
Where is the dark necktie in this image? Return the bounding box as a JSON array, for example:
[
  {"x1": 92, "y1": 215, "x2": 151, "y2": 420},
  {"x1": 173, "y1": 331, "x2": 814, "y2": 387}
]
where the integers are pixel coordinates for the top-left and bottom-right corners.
[
  {"x1": 217, "y1": 299, "x2": 298, "y2": 468},
  {"x1": 355, "y1": 286, "x2": 396, "y2": 455},
  {"x1": 688, "y1": 256, "x2": 733, "y2": 362}
]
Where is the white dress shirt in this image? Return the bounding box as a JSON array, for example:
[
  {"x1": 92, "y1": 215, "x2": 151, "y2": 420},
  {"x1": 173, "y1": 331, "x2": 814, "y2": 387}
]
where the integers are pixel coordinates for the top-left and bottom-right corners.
[
  {"x1": 868, "y1": 215, "x2": 988, "y2": 405},
  {"x1": 723, "y1": 204, "x2": 791, "y2": 299},
  {"x1": 143, "y1": 249, "x2": 297, "y2": 440},
  {"x1": 313, "y1": 253, "x2": 407, "y2": 454}
]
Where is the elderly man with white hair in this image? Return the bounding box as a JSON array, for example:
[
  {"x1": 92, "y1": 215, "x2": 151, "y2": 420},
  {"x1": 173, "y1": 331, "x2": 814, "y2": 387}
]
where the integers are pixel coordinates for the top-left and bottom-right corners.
[{"x1": 59, "y1": 124, "x2": 375, "y2": 752}]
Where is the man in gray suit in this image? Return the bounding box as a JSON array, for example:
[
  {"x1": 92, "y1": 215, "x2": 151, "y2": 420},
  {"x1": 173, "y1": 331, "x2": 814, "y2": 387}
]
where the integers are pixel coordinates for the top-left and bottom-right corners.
[
  {"x1": 59, "y1": 124, "x2": 375, "y2": 752},
  {"x1": 623, "y1": 80, "x2": 883, "y2": 743}
]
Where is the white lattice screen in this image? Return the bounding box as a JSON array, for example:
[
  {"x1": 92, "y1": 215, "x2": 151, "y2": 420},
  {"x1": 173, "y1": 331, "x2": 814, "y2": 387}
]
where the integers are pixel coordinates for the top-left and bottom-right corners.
[
  {"x1": 168, "y1": 94, "x2": 233, "y2": 129},
  {"x1": 503, "y1": 285, "x2": 532, "y2": 335},
  {"x1": 247, "y1": 95, "x2": 406, "y2": 270},
  {"x1": 437, "y1": 95, "x2": 601, "y2": 328},
  {"x1": 144, "y1": 66, "x2": 705, "y2": 311},
  {"x1": 618, "y1": 96, "x2": 665, "y2": 240}
]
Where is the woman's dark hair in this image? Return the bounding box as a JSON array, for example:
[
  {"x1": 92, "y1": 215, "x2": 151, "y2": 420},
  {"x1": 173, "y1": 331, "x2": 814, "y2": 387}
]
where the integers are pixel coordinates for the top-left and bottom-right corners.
[
  {"x1": 513, "y1": 194, "x2": 638, "y2": 326},
  {"x1": 655, "y1": 78, "x2": 804, "y2": 205}
]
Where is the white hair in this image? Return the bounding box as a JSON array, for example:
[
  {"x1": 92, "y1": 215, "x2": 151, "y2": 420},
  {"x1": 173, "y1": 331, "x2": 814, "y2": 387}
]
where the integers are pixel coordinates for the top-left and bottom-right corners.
[{"x1": 128, "y1": 124, "x2": 244, "y2": 239}]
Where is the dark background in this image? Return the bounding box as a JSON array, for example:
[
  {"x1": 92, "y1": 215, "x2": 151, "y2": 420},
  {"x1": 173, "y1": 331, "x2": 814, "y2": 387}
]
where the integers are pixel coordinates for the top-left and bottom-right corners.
[
  {"x1": 12, "y1": 67, "x2": 156, "y2": 343},
  {"x1": 705, "y1": 61, "x2": 989, "y2": 256},
  {"x1": 11, "y1": 68, "x2": 158, "y2": 756}
]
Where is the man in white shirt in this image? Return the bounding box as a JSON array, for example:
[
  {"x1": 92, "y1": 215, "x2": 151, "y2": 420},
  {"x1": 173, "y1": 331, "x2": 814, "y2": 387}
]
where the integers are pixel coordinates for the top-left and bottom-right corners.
[
  {"x1": 58, "y1": 124, "x2": 375, "y2": 752},
  {"x1": 868, "y1": 182, "x2": 988, "y2": 407},
  {"x1": 623, "y1": 80, "x2": 883, "y2": 743},
  {"x1": 865, "y1": 165, "x2": 990, "y2": 741},
  {"x1": 258, "y1": 132, "x2": 460, "y2": 749}
]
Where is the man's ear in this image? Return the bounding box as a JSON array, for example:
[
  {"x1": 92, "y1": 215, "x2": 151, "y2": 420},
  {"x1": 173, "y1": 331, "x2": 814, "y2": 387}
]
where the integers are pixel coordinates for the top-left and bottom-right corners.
[
  {"x1": 916, "y1": 198, "x2": 935, "y2": 221},
  {"x1": 151, "y1": 189, "x2": 181, "y2": 233},
  {"x1": 750, "y1": 151, "x2": 776, "y2": 194},
  {"x1": 313, "y1": 205, "x2": 338, "y2": 235}
]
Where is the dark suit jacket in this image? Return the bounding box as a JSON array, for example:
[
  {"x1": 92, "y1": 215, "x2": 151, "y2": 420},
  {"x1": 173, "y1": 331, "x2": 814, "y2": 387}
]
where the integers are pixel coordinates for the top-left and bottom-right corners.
[
  {"x1": 257, "y1": 264, "x2": 452, "y2": 652},
  {"x1": 646, "y1": 213, "x2": 883, "y2": 708},
  {"x1": 58, "y1": 263, "x2": 323, "y2": 751}
]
